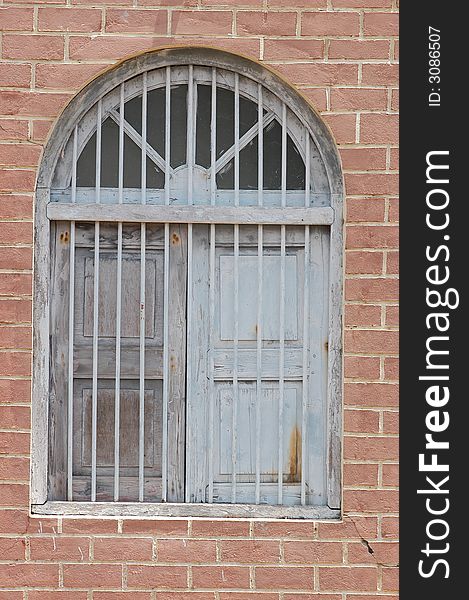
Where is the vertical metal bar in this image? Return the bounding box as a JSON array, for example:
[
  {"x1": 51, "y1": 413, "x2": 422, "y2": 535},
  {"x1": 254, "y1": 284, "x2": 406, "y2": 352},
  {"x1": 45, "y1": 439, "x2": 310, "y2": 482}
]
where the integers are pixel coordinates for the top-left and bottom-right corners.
[
  {"x1": 255, "y1": 83, "x2": 263, "y2": 505},
  {"x1": 301, "y1": 135, "x2": 311, "y2": 506},
  {"x1": 139, "y1": 72, "x2": 148, "y2": 502},
  {"x1": 161, "y1": 66, "x2": 171, "y2": 502},
  {"x1": 278, "y1": 103, "x2": 287, "y2": 505},
  {"x1": 91, "y1": 99, "x2": 102, "y2": 502},
  {"x1": 67, "y1": 126, "x2": 78, "y2": 501},
  {"x1": 114, "y1": 83, "x2": 125, "y2": 502},
  {"x1": 185, "y1": 65, "x2": 194, "y2": 502},
  {"x1": 208, "y1": 67, "x2": 217, "y2": 503},
  {"x1": 231, "y1": 73, "x2": 240, "y2": 504}
]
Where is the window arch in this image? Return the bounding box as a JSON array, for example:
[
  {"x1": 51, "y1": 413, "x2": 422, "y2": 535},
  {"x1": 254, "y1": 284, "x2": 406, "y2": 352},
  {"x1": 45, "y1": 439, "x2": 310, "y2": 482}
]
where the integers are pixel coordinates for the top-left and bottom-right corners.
[{"x1": 32, "y1": 47, "x2": 343, "y2": 519}]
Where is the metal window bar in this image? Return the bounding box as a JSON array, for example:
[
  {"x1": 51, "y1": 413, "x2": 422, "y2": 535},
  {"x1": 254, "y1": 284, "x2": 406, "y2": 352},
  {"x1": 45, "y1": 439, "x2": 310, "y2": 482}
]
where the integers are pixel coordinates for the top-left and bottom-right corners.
[
  {"x1": 208, "y1": 67, "x2": 217, "y2": 503},
  {"x1": 91, "y1": 99, "x2": 102, "y2": 502},
  {"x1": 255, "y1": 83, "x2": 263, "y2": 505},
  {"x1": 231, "y1": 73, "x2": 240, "y2": 504},
  {"x1": 138, "y1": 72, "x2": 148, "y2": 502},
  {"x1": 301, "y1": 135, "x2": 311, "y2": 506},
  {"x1": 67, "y1": 126, "x2": 77, "y2": 501},
  {"x1": 185, "y1": 65, "x2": 194, "y2": 503},
  {"x1": 161, "y1": 66, "x2": 171, "y2": 502},
  {"x1": 278, "y1": 102, "x2": 287, "y2": 504},
  {"x1": 114, "y1": 83, "x2": 125, "y2": 502}
]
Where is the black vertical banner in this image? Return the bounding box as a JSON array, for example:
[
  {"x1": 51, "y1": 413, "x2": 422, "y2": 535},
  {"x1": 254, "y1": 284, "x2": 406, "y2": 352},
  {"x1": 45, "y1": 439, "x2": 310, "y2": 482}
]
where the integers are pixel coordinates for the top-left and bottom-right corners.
[{"x1": 400, "y1": 5, "x2": 466, "y2": 598}]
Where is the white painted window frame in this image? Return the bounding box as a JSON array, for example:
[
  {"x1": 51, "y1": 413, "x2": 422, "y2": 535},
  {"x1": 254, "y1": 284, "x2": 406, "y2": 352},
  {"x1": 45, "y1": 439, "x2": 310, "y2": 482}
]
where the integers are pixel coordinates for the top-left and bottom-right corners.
[{"x1": 31, "y1": 48, "x2": 344, "y2": 520}]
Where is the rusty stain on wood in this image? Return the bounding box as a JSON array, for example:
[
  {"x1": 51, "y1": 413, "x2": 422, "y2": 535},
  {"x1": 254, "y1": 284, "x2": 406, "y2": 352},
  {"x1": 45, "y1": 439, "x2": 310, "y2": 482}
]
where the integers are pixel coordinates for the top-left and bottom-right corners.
[
  {"x1": 172, "y1": 232, "x2": 180, "y2": 245},
  {"x1": 287, "y1": 425, "x2": 301, "y2": 483},
  {"x1": 60, "y1": 231, "x2": 69, "y2": 244}
]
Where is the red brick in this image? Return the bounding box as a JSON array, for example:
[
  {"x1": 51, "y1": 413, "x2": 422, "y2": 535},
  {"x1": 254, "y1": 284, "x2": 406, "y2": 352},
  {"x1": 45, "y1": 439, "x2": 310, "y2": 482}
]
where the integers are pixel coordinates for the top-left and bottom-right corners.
[
  {"x1": 0, "y1": 592, "x2": 23, "y2": 600},
  {"x1": 390, "y1": 147, "x2": 399, "y2": 170},
  {"x1": 0, "y1": 563, "x2": 59, "y2": 587},
  {"x1": 0, "y1": 91, "x2": 71, "y2": 118},
  {"x1": 62, "y1": 518, "x2": 118, "y2": 534},
  {"x1": 123, "y1": 519, "x2": 188, "y2": 535},
  {"x1": 29, "y1": 593, "x2": 88, "y2": 600},
  {"x1": 0, "y1": 405, "x2": 30, "y2": 429},
  {"x1": 127, "y1": 565, "x2": 187, "y2": 589},
  {"x1": 0, "y1": 273, "x2": 32, "y2": 295},
  {"x1": 39, "y1": 8, "x2": 102, "y2": 31},
  {"x1": 237, "y1": 11, "x2": 297, "y2": 36},
  {"x1": 3, "y1": 34, "x2": 64, "y2": 60},
  {"x1": 319, "y1": 567, "x2": 377, "y2": 591},
  {"x1": 0, "y1": 377, "x2": 31, "y2": 402},
  {"x1": 284, "y1": 596, "x2": 341, "y2": 600},
  {"x1": 323, "y1": 114, "x2": 356, "y2": 144},
  {"x1": 364, "y1": 12, "x2": 399, "y2": 36},
  {"x1": 346, "y1": 198, "x2": 386, "y2": 223},
  {"x1": 25, "y1": 516, "x2": 60, "y2": 534},
  {"x1": 30, "y1": 537, "x2": 91, "y2": 561},
  {"x1": 385, "y1": 305, "x2": 398, "y2": 326},
  {"x1": 300, "y1": 88, "x2": 328, "y2": 112},
  {"x1": 203, "y1": 0, "x2": 261, "y2": 4},
  {"x1": 36, "y1": 63, "x2": 107, "y2": 90},
  {"x1": 345, "y1": 304, "x2": 381, "y2": 327},
  {"x1": 344, "y1": 462, "x2": 379, "y2": 486},
  {"x1": 0, "y1": 64, "x2": 32, "y2": 88},
  {"x1": 331, "y1": 89, "x2": 387, "y2": 111},
  {"x1": 382, "y1": 566, "x2": 399, "y2": 591},
  {"x1": 0, "y1": 482, "x2": 29, "y2": 505},
  {"x1": 158, "y1": 539, "x2": 217, "y2": 563},
  {"x1": 191, "y1": 519, "x2": 248, "y2": 537},
  {"x1": 0, "y1": 169, "x2": 36, "y2": 192},
  {"x1": 0, "y1": 510, "x2": 31, "y2": 534},
  {"x1": 302, "y1": 12, "x2": 359, "y2": 36},
  {"x1": 140, "y1": 0, "x2": 196, "y2": 4},
  {"x1": 384, "y1": 358, "x2": 398, "y2": 382},
  {"x1": 345, "y1": 383, "x2": 399, "y2": 408},
  {"x1": 0, "y1": 120, "x2": 29, "y2": 141},
  {"x1": 348, "y1": 541, "x2": 398, "y2": 565},
  {"x1": 381, "y1": 516, "x2": 399, "y2": 539},
  {"x1": 106, "y1": 9, "x2": 168, "y2": 33},
  {"x1": 268, "y1": 0, "x2": 326, "y2": 5},
  {"x1": 193, "y1": 566, "x2": 250, "y2": 589},
  {"x1": 347, "y1": 225, "x2": 398, "y2": 249},
  {"x1": 264, "y1": 39, "x2": 324, "y2": 60},
  {"x1": 0, "y1": 536, "x2": 25, "y2": 560},
  {"x1": 283, "y1": 541, "x2": 342, "y2": 564},
  {"x1": 94, "y1": 594, "x2": 152, "y2": 600},
  {"x1": 94, "y1": 537, "x2": 153, "y2": 561},
  {"x1": 361, "y1": 114, "x2": 398, "y2": 144},
  {"x1": 219, "y1": 594, "x2": 278, "y2": 600},
  {"x1": 32, "y1": 121, "x2": 54, "y2": 142},
  {"x1": 0, "y1": 456, "x2": 29, "y2": 480},
  {"x1": 63, "y1": 564, "x2": 122, "y2": 589},
  {"x1": 0, "y1": 7, "x2": 34, "y2": 31},
  {"x1": 0, "y1": 432, "x2": 30, "y2": 455},
  {"x1": 72, "y1": 0, "x2": 132, "y2": 3},
  {"x1": 345, "y1": 436, "x2": 398, "y2": 462},
  {"x1": 69, "y1": 36, "x2": 162, "y2": 60},
  {"x1": 346, "y1": 251, "x2": 383, "y2": 275},
  {"x1": 341, "y1": 149, "x2": 387, "y2": 172},
  {"x1": 220, "y1": 540, "x2": 280, "y2": 564},
  {"x1": 329, "y1": 40, "x2": 390, "y2": 60},
  {"x1": 0, "y1": 352, "x2": 31, "y2": 377},
  {"x1": 0, "y1": 325, "x2": 32, "y2": 349},
  {"x1": 318, "y1": 516, "x2": 378, "y2": 540},
  {"x1": 383, "y1": 410, "x2": 398, "y2": 434},
  {"x1": 344, "y1": 489, "x2": 399, "y2": 513},
  {"x1": 0, "y1": 194, "x2": 33, "y2": 218},
  {"x1": 0, "y1": 299, "x2": 32, "y2": 324},
  {"x1": 362, "y1": 64, "x2": 399, "y2": 85},
  {"x1": 388, "y1": 199, "x2": 399, "y2": 223},
  {"x1": 0, "y1": 247, "x2": 33, "y2": 270},
  {"x1": 391, "y1": 88, "x2": 399, "y2": 111},
  {"x1": 332, "y1": 0, "x2": 392, "y2": 5},
  {"x1": 252, "y1": 520, "x2": 314, "y2": 538},
  {"x1": 344, "y1": 409, "x2": 380, "y2": 433},
  {"x1": 345, "y1": 330, "x2": 398, "y2": 354},
  {"x1": 256, "y1": 567, "x2": 313, "y2": 590},
  {"x1": 345, "y1": 356, "x2": 381, "y2": 380},
  {"x1": 382, "y1": 463, "x2": 398, "y2": 487},
  {"x1": 173, "y1": 10, "x2": 232, "y2": 34},
  {"x1": 393, "y1": 39, "x2": 399, "y2": 61},
  {"x1": 346, "y1": 278, "x2": 398, "y2": 302},
  {"x1": 345, "y1": 173, "x2": 398, "y2": 195},
  {"x1": 273, "y1": 64, "x2": 358, "y2": 86}
]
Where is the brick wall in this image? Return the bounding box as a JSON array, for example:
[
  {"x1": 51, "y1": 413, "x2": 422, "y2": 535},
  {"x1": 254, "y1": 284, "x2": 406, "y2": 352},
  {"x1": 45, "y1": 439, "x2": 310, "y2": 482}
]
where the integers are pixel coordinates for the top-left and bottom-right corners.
[{"x1": 0, "y1": 0, "x2": 399, "y2": 597}]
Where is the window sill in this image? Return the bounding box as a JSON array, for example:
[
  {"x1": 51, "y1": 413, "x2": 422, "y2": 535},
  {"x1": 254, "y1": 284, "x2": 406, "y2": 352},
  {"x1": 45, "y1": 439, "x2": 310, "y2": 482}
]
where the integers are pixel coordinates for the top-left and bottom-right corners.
[{"x1": 32, "y1": 501, "x2": 340, "y2": 521}]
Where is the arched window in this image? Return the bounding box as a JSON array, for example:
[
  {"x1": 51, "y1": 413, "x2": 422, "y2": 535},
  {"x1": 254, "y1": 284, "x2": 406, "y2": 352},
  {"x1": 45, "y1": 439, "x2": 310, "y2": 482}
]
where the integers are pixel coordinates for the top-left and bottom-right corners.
[{"x1": 32, "y1": 48, "x2": 343, "y2": 519}]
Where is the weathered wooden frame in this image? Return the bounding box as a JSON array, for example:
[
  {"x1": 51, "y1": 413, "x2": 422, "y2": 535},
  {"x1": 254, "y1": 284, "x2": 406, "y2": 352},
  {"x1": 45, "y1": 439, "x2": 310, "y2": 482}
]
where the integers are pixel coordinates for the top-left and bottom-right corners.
[{"x1": 31, "y1": 47, "x2": 344, "y2": 520}]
